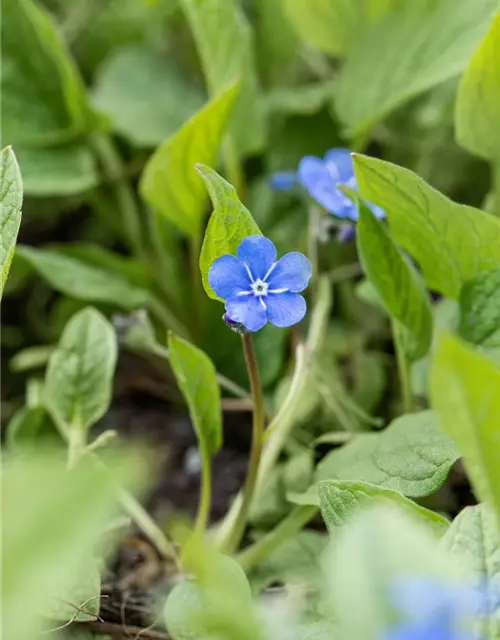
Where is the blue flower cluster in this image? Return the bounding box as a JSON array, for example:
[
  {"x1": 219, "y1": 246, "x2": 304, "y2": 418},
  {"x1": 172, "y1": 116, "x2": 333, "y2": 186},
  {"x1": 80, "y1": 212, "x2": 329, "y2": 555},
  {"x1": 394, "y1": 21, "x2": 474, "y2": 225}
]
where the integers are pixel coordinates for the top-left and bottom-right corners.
[
  {"x1": 209, "y1": 236, "x2": 312, "y2": 332},
  {"x1": 382, "y1": 578, "x2": 485, "y2": 640},
  {"x1": 270, "y1": 147, "x2": 384, "y2": 222}
]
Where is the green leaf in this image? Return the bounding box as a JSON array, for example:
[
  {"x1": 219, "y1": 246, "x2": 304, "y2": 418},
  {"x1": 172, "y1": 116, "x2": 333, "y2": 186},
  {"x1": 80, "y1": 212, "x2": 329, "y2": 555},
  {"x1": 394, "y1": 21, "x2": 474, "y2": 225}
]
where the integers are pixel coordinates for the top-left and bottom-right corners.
[
  {"x1": 180, "y1": 0, "x2": 264, "y2": 155},
  {"x1": 16, "y1": 246, "x2": 150, "y2": 309},
  {"x1": 197, "y1": 165, "x2": 261, "y2": 299},
  {"x1": 140, "y1": 81, "x2": 240, "y2": 238},
  {"x1": 440, "y1": 503, "x2": 500, "y2": 634},
  {"x1": 45, "y1": 307, "x2": 117, "y2": 431},
  {"x1": 15, "y1": 145, "x2": 98, "y2": 196},
  {"x1": 459, "y1": 268, "x2": 500, "y2": 348},
  {"x1": 283, "y1": 0, "x2": 398, "y2": 57},
  {"x1": 335, "y1": 0, "x2": 499, "y2": 135},
  {"x1": 430, "y1": 332, "x2": 500, "y2": 519},
  {"x1": 456, "y1": 10, "x2": 500, "y2": 160},
  {"x1": 315, "y1": 410, "x2": 460, "y2": 497},
  {"x1": 356, "y1": 199, "x2": 432, "y2": 359},
  {"x1": 353, "y1": 154, "x2": 500, "y2": 299},
  {"x1": 6, "y1": 405, "x2": 61, "y2": 451},
  {"x1": 2, "y1": 449, "x2": 145, "y2": 639},
  {"x1": 1, "y1": 147, "x2": 23, "y2": 298},
  {"x1": 2, "y1": 0, "x2": 90, "y2": 146},
  {"x1": 168, "y1": 332, "x2": 222, "y2": 457},
  {"x1": 318, "y1": 480, "x2": 449, "y2": 536},
  {"x1": 91, "y1": 45, "x2": 205, "y2": 148}
]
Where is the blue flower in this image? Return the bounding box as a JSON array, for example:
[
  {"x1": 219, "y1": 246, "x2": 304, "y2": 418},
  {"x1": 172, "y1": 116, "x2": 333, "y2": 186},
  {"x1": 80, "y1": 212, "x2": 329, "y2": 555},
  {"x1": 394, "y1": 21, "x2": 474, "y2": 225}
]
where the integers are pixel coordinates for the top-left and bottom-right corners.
[
  {"x1": 382, "y1": 577, "x2": 486, "y2": 640},
  {"x1": 208, "y1": 235, "x2": 312, "y2": 332},
  {"x1": 297, "y1": 148, "x2": 385, "y2": 221},
  {"x1": 269, "y1": 171, "x2": 297, "y2": 191}
]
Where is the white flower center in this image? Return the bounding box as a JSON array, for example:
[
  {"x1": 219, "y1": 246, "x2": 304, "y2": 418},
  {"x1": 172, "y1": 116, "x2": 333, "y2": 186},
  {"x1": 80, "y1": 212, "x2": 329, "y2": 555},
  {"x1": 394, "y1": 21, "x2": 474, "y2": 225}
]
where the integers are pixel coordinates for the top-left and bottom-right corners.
[{"x1": 251, "y1": 279, "x2": 269, "y2": 297}]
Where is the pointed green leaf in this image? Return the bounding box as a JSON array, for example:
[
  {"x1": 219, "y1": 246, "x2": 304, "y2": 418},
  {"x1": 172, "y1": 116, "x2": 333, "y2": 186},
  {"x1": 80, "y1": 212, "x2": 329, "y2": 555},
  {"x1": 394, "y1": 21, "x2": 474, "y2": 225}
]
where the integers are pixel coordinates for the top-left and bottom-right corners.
[
  {"x1": 356, "y1": 199, "x2": 432, "y2": 360},
  {"x1": 3, "y1": 449, "x2": 145, "y2": 639},
  {"x1": 140, "y1": 81, "x2": 240, "y2": 238},
  {"x1": 197, "y1": 165, "x2": 261, "y2": 299},
  {"x1": 2, "y1": 0, "x2": 90, "y2": 146},
  {"x1": 456, "y1": 10, "x2": 500, "y2": 160},
  {"x1": 16, "y1": 246, "x2": 149, "y2": 309},
  {"x1": 1, "y1": 147, "x2": 23, "y2": 298},
  {"x1": 431, "y1": 332, "x2": 500, "y2": 519},
  {"x1": 440, "y1": 503, "x2": 500, "y2": 634},
  {"x1": 181, "y1": 0, "x2": 264, "y2": 155},
  {"x1": 45, "y1": 307, "x2": 117, "y2": 431},
  {"x1": 318, "y1": 480, "x2": 449, "y2": 536},
  {"x1": 315, "y1": 411, "x2": 460, "y2": 497},
  {"x1": 459, "y1": 268, "x2": 500, "y2": 348},
  {"x1": 168, "y1": 332, "x2": 222, "y2": 457},
  {"x1": 353, "y1": 154, "x2": 500, "y2": 299},
  {"x1": 335, "y1": 0, "x2": 499, "y2": 135}
]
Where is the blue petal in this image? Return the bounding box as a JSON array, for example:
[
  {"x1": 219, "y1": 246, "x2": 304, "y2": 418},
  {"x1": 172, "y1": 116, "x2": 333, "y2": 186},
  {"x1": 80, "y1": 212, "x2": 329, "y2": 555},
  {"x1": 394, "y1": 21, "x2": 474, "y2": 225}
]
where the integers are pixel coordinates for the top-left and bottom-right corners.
[
  {"x1": 269, "y1": 171, "x2": 297, "y2": 191},
  {"x1": 267, "y1": 252, "x2": 312, "y2": 293},
  {"x1": 368, "y1": 199, "x2": 386, "y2": 219},
  {"x1": 266, "y1": 292, "x2": 306, "y2": 328},
  {"x1": 225, "y1": 296, "x2": 267, "y2": 332},
  {"x1": 381, "y1": 619, "x2": 461, "y2": 640},
  {"x1": 237, "y1": 236, "x2": 277, "y2": 280},
  {"x1": 208, "y1": 255, "x2": 251, "y2": 300},
  {"x1": 324, "y1": 148, "x2": 355, "y2": 184},
  {"x1": 297, "y1": 155, "x2": 329, "y2": 190},
  {"x1": 297, "y1": 156, "x2": 354, "y2": 216},
  {"x1": 337, "y1": 224, "x2": 356, "y2": 243}
]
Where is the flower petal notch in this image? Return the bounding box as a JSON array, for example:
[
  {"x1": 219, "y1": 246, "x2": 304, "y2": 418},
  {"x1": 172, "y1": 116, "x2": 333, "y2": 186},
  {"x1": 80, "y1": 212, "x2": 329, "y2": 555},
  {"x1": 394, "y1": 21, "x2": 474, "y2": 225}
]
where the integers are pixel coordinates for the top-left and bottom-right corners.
[{"x1": 208, "y1": 235, "x2": 312, "y2": 332}]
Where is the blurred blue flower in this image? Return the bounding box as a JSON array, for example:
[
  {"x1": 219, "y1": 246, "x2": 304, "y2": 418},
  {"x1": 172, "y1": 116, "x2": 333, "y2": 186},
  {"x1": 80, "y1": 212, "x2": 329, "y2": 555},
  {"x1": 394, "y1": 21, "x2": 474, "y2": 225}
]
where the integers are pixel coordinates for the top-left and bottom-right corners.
[
  {"x1": 209, "y1": 235, "x2": 312, "y2": 332},
  {"x1": 269, "y1": 171, "x2": 297, "y2": 191},
  {"x1": 297, "y1": 148, "x2": 385, "y2": 221},
  {"x1": 382, "y1": 577, "x2": 486, "y2": 640}
]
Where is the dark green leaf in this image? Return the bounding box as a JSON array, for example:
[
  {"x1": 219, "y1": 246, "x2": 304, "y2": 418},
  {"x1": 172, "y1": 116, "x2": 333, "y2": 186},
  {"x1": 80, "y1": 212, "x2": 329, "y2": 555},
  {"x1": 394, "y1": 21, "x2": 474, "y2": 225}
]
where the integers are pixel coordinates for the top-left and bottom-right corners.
[
  {"x1": 356, "y1": 199, "x2": 432, "y2": 359},
  {"x1": 315, "y1": 411, "x2": 460, "y2": 497},
  {"x1": 16, "y1": 246, "x2": 150, "y2": 309},
  {"x1": 318, "y1": 480, "x2": 449, "y2": 535},
  {"x1": 197, "y1": 165, "x2": 261, "y2": 299},
  {"x1": 91, "y1": 46, "x2": 205, "y2": 147},
  {"x1": 181, "y1": 0, "x2": 264, "y2": 155},
  {"x1": 140, "y1": 81, "x2": 240, "y2": 238},
  {"x1": 335, "y1": 0, "x2": 499, "y2": 135},
  {"x1": 431, "y1": 332, "x2": 500, "y2": 518},
  {"x1": 6, "y1": 405, "x2": 61, "y2": 451},
  {"x1": 168, "y1": 332, "x2": 222, "y2": 457},
  {"x1": 460, "y1": 268, "x2": 500, "y2": 348},
  {"x1": 456, "y1": 10, "x2": 500, "y2": 160},
  {"x1": 1, "y1": 146, "x2": 22, "y2": 298},
  {"x1": 45, "y1": 307, "x2": 117, "y2": 431},
  {"x1": 353, "y1": 154, "x2": 500, "y2": 299}
]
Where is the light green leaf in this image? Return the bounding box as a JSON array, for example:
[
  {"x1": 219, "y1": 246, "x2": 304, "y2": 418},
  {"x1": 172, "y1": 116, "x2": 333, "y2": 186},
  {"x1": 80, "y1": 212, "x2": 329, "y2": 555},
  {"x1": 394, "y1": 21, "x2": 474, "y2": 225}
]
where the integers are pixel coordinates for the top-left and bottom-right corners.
[
  {"x1": 168, "y1": 332, "x2": 222, "y2": 457},
  {"x1": 440, "y1": 503, "x2": 500, "y2": 634},
  {"x1": 2, "y1": 449, "x2": 145, "y2": 639},
  {"x1": 6, "y1": 405, "x2": 61, "y2": 451},
  {"x1": 91, "y1": 46, "x2": 204, "y2": 148},
  {"x1": 45, "y1": 307, "x2": 117, "y2": 431},
  {"x1": 318, "y1": 480, "x2": 449, "y2": 536},
  {"x1": 197, "y1": 165, "x2": 261, "y2": 299},
  {"x1": 140, "y1": 81, "x2": 240, "y2": 238},
  {"x1": 16, "y1": 246, "x2": 150, "y2": 309},
  {"x1": 283, "y1": 0, "x2": 398, "y2": 57},
  {"x1": 15, "y1": 145, "x2": 98, "y2": 196},
  {"x1": 456, "y1": 10, "x2": 500, "y2": 160},
  {"x1": 460, "y1": 269, "x2": 500, "y2": 348},
  {"x1": 1, "y1": 146, "x2": 23, "y2": 298},
  {"x1": 356, "y1": 199, "x2": 432, "y2": 359},
  {"x1": 430, "y1": 332, "x2": 500, "y2": 519},
  {"x1": 353, "y1": 154, "x2": 500, "y2": 299},
  {"x1": 315, "y1": 411, "x2": 460, "y2": 497},
  {"x1": 2, "y1": 0, "x2": 90, "y2": 146},
  {"x1": 180, "y1": 0, "x2": 264, "y2": 155},
  {"x1": 335, "y1": 0, "x2": 499, "y2": 135}
]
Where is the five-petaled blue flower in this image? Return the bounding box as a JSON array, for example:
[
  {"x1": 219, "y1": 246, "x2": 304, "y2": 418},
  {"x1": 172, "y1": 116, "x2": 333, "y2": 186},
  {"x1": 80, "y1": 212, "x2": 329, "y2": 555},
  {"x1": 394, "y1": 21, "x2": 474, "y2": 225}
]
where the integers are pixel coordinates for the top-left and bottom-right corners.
[
  {"x1": 297, "y1": 148, "x2": 385, "y2": 221},
  {"x1": 382, "y1": 577, "x2": 486, "y2": 640},
  {"x1": 208, "y1": 236, "x2": 312, "y2": 332}
]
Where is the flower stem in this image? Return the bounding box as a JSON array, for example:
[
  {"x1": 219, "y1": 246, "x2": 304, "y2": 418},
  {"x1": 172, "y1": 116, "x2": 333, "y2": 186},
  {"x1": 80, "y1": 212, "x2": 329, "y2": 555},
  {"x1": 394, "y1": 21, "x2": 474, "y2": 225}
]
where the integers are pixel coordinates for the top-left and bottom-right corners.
[
  {"x1": 194, "y1": 448, "x2": 213, "y2": 537},
  {"x1": 307, "y1": 204, "x2": 320, "y2": 300},
  {"x1": 237, "y1": 505, "x2": 317, "y2": 571},
  {"x1": 392, "y1": 320, "x2": 413, "y2": 414},
  {"x1": 223, "y1": 137, "x2": 245, "y2": 201},
  {"x1": 222, "y1": 333, "x2": 265, "y2": 553}
]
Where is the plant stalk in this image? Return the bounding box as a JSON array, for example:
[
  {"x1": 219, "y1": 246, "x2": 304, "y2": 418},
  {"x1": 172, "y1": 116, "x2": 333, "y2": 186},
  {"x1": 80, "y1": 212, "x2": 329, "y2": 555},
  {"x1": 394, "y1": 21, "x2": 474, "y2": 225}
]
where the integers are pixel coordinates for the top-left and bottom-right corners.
[
  {"x1": 392, "y1": 320, "x2": 413, "y2": 414},
  {"x1": 222, "y1": 333, "x2": 265, "y2": 552},
  {"x1": 194, "y1": 448, "x2": 213, "y2": 537}
]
